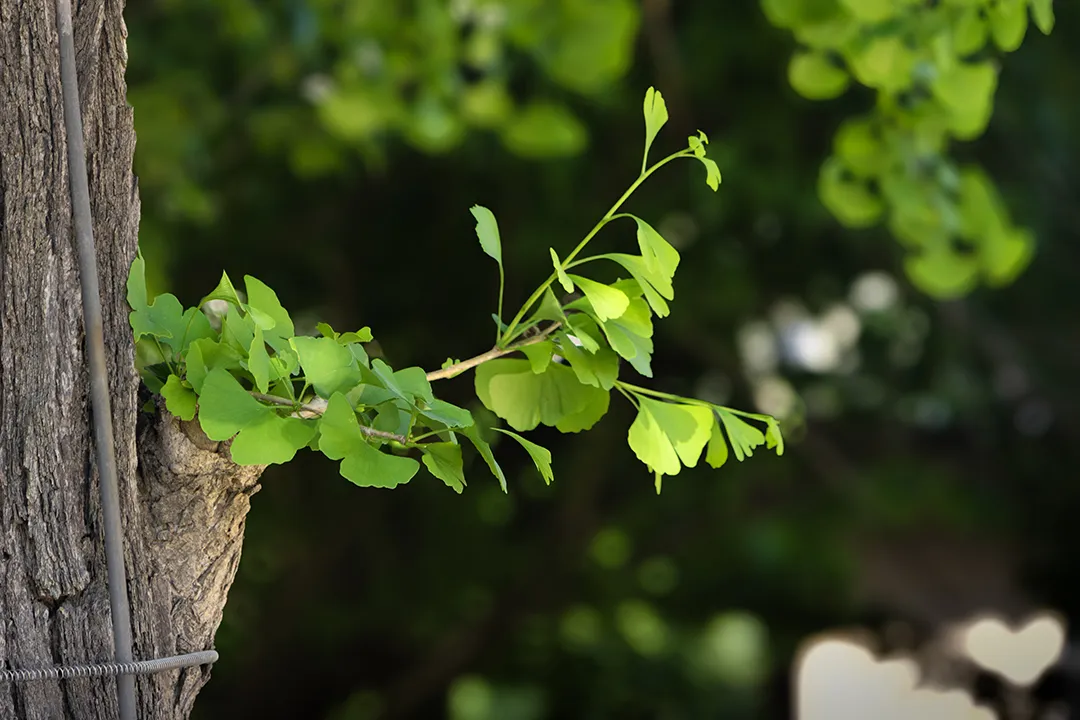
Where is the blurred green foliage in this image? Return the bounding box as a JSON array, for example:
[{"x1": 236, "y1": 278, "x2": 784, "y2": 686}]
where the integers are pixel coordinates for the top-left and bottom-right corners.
[
  {"x1": 766, "y1": 0, "x2": 1054, "y2": 298},
  {"x1": 122, "y1": 0, "x2": 1080, "y2": 718}
]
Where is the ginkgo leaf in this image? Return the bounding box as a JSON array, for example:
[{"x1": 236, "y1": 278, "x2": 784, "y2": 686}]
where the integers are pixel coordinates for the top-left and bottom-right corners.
[
  {"x1": 471, "y1": 205, "x2": 502, "y2": 265},
  {"x1": 627, "y1": 397, "x2": 713, "y2": 476},
  {"x1": 248, "y1": 325, "x2": 272, "y2": 393},
  {"x1": 422, "y1": 443, "x2": 467, "y2": 493},
  {"x1": 715, "y1": 408, "x2": 767, "y2": 461},
  {"x1": 230, "y1": 414, "x2": 316, "y2": 466},
  {"x1": 462, "y1": 425, "x2": 507, "y2": 492},
  {"x1": 245, "y1": 275, "x2": 295, "y2": 339},
  {"x1": 161, "y1": 374, "x2": 197, "y2": 421},
  {"x1": 475, "y1": 359, "x2": 607, "y2": 432},
  {"x1": 642, "y1": 87, "x2": 669, "y2": 166},
  {"x1": 557, "y1": 332, "x2": 618, "y2": 390},
  {"x1": 292, "y1": 336, "x2": 363, "y2": 398},
  {"x1": 629, "y1": 215, "x2": 680, "y2": 280},
  {"x1": 494, "y1": 429, "x2": 554, "y2": 485},
  {"x1": 199, "y1": 271, "x2": 242, "y2": 308},
  {"x1": 705, "y1": 417, "x2": 730, "y2": 469},
  {"x1": 520, "y1": 341, "x2": 554, "y2": 374},
  {"x1": 318, "y1": 393, "x2": 418, "y2": 488},
  {"x1": 550, "y1": 248, "x2": 574, "y2": 293},
  {"x1": 197, "y1": 368, "x2": 271, "y2": 441},
  {"x1": 566, "y1": 275, "x2": 629, "y2": 321}
]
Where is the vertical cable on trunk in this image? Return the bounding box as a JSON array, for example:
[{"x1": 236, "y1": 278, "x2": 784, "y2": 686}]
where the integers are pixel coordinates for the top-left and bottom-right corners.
[{"x1": 52, "y1": 1, "x2": 138, "y2": 717}]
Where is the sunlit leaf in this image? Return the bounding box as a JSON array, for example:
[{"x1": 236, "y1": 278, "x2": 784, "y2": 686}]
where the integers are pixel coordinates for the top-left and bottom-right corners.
[
  {"x1": 566, "y1": 275, "x2": 629, "y2": 321},
  {"x1": 475, "y1": 359, "x2": 608, "y2": 432},
  {"x1": 550, "y1": 248, "x2": 574, "y2": 293},
  {"x1": 715, "y1": 409, "x2": 767, "y2": 462},
  {"x1": 642, "y1": 87, "x2": 668, "y2": 165}
]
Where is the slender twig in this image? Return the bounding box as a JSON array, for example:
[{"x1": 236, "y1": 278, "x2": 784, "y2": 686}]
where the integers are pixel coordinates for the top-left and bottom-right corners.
[
  {"x1": 425, "y1": 322, "x2": 562, "y2": 382},
  {"x1": 249, "y1": 392, "x2": 409, "y2": 444}
]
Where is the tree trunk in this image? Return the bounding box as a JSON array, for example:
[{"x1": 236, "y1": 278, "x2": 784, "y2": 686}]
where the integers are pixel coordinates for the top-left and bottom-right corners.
[{"x1": 0, "y1": 1, "x2": 261, "y2": 718}]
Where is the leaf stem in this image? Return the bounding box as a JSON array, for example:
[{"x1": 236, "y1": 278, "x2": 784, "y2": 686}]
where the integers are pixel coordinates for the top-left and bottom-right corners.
[
  {"x1": 498, "y1": 150, "x2": 694, "y2": 346},
  {"x1": 426, "y1": 322, "x2": 561, "y2": 382},
  {"x1": 615, "y1": 381, "x2": 710, "y2": 407}
]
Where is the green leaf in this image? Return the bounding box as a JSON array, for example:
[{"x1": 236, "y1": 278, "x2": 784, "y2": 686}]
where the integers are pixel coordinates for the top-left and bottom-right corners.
[
  {"x1": 420, "y1": 399, "x2": 475, "y2": 430},
  {"x1": 557, "y1": 332, "x2": 619, "y2": 390},
  {"x1": 318, "y1": 393, "x2": 419, "y2": 488},
  {"x1": 199, "y1": 271, "x2": 242, "y2": 308},
  {"x1": 630, "y1": 215, "x2": 680, "y2": 281},
  {"x1": 642, "y1": 87, "x2": 669, "y2": 166},
  {"x1": 550, "y1": 248, "x2": 574, "y2": 293},
  {"x1": 470, "y1": 205, "x2": 502, "y2": 265},
  {"x1": 705, "y1": 417, "x2": 730, "y2": 469},
  {"x1": 130, "y1": 292, "x2": 185, "y2": 343},
  {"x1": 494, "y1": 429, "x2": 554, "y2": 485},
  {"x1": 627, "y1": 398, "x2": 713, "y2": 476},
  {"x1": 989, "y1": 0, "x2": 1028, "y2": 51},
  {"x1": 371, "y1": 359, "x2": 434, "y2": 407},
  {"x1": 338, "y1": 329, "x2": 373, "y2": 343},
  {"x1": 222, "y1": 306, "x2": 256, "y2": 355},
  {"x1": 572, "y1": 296, "x2": 654, "y2": 376},
  {"x1": 197, "y1": 368, "x2": 272, "y2": 442},
  {"x1": 764, "y1": 417, "x2": 785, "y2": 455},
  {"x1": 520, "y1": 341, "x2": 555, "y2": 374},
  {"x1": 931, "y1": 61, "x2": 997, "y2": 140},
  {"x1": 715, "y1": 409, "x2": 767, "y2": 462},
  {"x1": 186, "y1": 338, "x2": 243, "y2": 393},
  {"x1": 422, "y1": 443, "x2": 466, "y2": 493},
  {"x1": 462, "y1": 424, "x2": 507, "y2": 492},
  {"x1": 475, "y1": 359, "x2": 608, "y2": 432},
  {"x1": 1031, "y1": 0, "x2": 1054, "y2": 34},
  {"x1": 161, "y1": 374, "x2": 197, "y2": 421},
  {"x1": 554, "y1": 388, "x2": 610, "y2": 433},
  {"x1": 566, "y1": 275, "x2": 629, "y2": 322},
  {"x1": 248, "y1": 325, "x2": 272, "y2": 393},
  {"x1": 566, "y1": 314, "x2": 603, "y2": 352},
  {"x1": 231, "y1": 414, "x2": 316, "y2": 465},
  {"x1": 245, "y1": 275, "x2": 295, "y2": 339},
  {"x1": 126, "y1": 252, "x2": 149, "y2": 312},
  {"x1": 525, "y1": 287, "x2": 569, "y2": 328},
  {"x1": 292, "y1": 336, "x2": 363, "y2": 398},
  {"x1": 685, "y1": 133, "x2": 722, "y2": 191},
  {"x1": 788, "y1": 50, "x2": 850, "y2": 100},
  {"x1": 819, "y1": 158, "x2": 884, "y2": 228}
]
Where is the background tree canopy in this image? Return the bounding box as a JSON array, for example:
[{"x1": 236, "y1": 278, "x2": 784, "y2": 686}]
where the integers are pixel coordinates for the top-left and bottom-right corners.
[{"x1": 124, "y1": 0, "x2": 1080, "y2": 717}]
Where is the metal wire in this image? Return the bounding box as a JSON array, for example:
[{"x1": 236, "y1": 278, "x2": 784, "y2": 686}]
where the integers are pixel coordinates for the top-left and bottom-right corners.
[
  {"x1": 54, "y1": 0, "x2": 137, "y2": 716},
  {"x1": 0, "y1": 651, "x2": 219, "y2": 684}
]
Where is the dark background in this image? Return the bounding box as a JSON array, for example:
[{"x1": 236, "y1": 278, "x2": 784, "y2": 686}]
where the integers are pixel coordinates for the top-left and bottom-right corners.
[{"x1": 122, "y1": 1, "x2": 1080, "y2": 717}]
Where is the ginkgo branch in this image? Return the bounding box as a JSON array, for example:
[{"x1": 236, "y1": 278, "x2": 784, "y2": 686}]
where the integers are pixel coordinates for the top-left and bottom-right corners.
[
  {"x1": 250, "y1": 392, "x2": 409, "y2": 444},
  {"x1": 425, "y1": 322, "x2": 562, "y2": 382}
]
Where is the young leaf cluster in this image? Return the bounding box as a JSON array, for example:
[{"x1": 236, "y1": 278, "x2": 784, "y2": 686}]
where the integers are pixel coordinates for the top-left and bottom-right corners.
[{"x1": 129, "y1": 87, "x2": 782, "y2": 495}]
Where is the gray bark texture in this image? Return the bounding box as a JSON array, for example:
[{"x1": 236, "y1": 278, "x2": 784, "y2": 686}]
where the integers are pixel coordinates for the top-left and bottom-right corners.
[{"x1": 0, "y1": 0, "x2": 263, "y2": 718}]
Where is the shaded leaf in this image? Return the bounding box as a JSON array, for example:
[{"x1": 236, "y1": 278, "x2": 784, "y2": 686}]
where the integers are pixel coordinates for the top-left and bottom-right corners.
[
  {"x1": 422, "y1": 443, "x2": 466, "y2": 493},
  {"x1": 494, "y1": 429, "x2": 554, "y2": 485},
  {"x1": 161, "y1": 374, "x2": 196, "y2": 421}
]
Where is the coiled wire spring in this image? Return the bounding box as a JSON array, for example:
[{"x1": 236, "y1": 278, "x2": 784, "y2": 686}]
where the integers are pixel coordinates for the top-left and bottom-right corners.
[{"x1": 0, "y1": 651, "x2": 218, "y2": 684}]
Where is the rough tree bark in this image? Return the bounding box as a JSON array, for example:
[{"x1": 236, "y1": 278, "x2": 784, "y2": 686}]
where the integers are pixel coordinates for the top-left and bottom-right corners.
[{"x1": 0, "y1": 1, "x2": 262, "y2": 718}]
